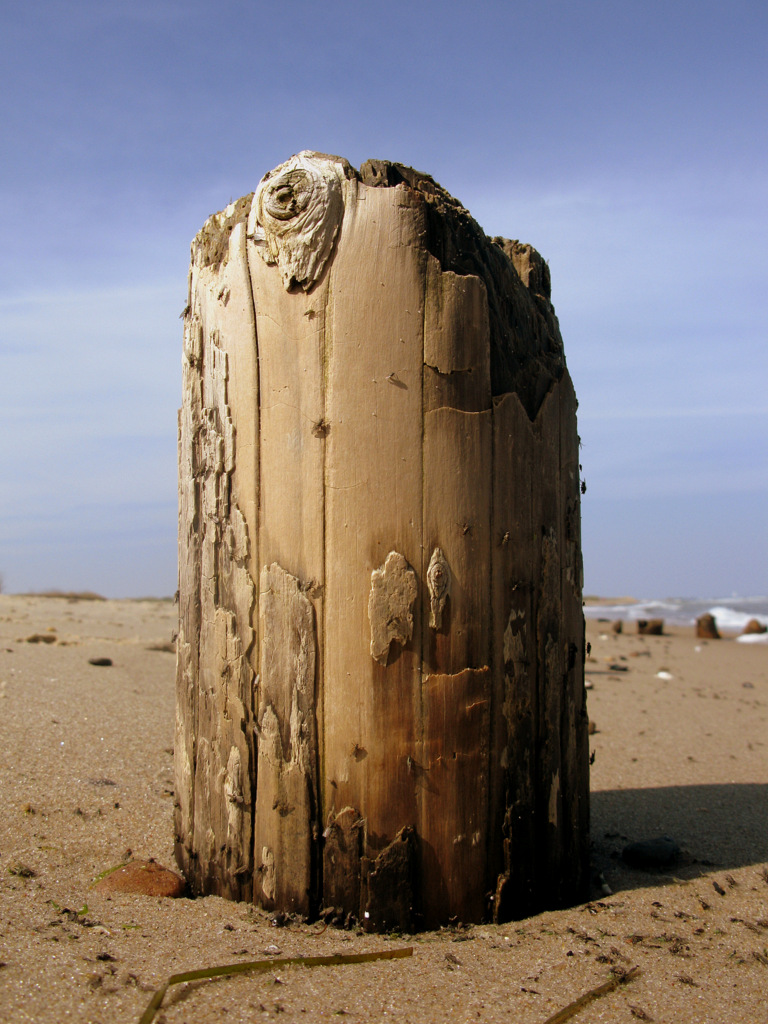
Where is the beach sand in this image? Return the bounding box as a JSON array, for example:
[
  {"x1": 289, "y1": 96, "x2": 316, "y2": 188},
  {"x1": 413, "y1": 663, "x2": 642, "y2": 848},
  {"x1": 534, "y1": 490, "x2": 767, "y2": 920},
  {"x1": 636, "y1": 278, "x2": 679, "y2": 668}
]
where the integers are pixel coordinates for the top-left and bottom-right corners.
[{"x1": 1, "y1": 595, "x2": 766, "y2": 1023}]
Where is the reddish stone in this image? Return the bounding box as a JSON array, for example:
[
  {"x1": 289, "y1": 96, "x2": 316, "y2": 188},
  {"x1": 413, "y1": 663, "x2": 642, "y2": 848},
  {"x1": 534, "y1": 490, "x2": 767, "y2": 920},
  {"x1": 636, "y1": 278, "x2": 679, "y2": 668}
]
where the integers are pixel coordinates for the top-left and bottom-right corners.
[
  {"x1": 743, "y1": 618, "x2": 767, "y2": 635},
  {"x1": 93, "y1": 859, "x2": 186, "y2": 897}
]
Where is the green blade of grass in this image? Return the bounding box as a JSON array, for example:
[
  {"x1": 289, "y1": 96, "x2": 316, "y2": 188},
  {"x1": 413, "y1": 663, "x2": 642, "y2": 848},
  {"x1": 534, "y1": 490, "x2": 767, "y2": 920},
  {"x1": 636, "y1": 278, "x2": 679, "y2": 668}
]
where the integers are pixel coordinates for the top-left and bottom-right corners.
[{"x1": 139, "y1": 945, "x2": 413, "y2": 1024}]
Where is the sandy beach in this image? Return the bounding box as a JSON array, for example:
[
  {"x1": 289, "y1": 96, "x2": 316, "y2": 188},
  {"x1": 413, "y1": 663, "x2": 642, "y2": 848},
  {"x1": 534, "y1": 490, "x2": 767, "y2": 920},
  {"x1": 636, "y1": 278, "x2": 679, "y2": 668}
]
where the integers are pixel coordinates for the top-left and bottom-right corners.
[{"x1": 1, "y1": 594, "x2": 766, "y2": 1024}]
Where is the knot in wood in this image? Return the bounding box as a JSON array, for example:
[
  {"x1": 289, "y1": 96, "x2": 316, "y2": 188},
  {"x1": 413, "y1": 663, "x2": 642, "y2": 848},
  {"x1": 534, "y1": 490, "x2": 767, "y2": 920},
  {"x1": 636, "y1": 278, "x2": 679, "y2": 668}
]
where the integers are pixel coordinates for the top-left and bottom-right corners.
[
  {"x1": 250, "y1": 151, "x2": 346, "y2": 292},
  {"x1": 262, "y1": 168, "x2": 314, "y2": 222},
  {"x1": 427, "y1": 547, "x2": 451, "y2": 630}
]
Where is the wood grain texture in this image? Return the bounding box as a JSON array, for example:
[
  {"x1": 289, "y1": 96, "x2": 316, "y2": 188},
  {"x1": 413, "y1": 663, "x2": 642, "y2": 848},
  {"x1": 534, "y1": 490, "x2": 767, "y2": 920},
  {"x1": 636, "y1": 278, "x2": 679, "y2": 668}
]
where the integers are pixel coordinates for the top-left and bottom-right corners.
[
  {"x1": 533, "y1": 383, "x2": 567, "y2": 905},
  {"x1": 420, "y1": 666, "x2": 491, "y2": 926},
  {"x1": 322, "y1": 181, "x2": 425, "y2": 916},
  {"x1": 253, "y1": 563, "x2": 318, "y2": 914},
  {"x1": 178, "y1": 155, "x2": 589, "y2": 926},
  {"x1": 489, "y1": 389, "x2": 539, "y2": 920},
  {"x1": 423, "y1": 255, "x2": 491, "y2": 414},
  {"x1": 557, "y1": 373, "x2": 590, "y2": 899}
]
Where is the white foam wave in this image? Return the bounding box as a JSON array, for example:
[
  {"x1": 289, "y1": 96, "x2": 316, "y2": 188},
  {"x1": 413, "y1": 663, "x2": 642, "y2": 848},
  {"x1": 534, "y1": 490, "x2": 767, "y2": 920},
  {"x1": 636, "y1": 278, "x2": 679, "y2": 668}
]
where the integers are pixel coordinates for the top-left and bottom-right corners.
[
  {"x1": 585, "y1": 596, "x2": 768, "y2": 630},
  {"x1": 707, "y1": 606, "x2": 768, "y2": 632}
]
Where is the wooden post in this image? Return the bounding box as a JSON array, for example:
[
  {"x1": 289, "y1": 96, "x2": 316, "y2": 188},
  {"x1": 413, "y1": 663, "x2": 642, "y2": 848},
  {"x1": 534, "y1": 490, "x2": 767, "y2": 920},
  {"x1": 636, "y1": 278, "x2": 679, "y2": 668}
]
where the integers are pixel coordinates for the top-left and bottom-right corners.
[{"x1": 176, "y1": 152, "x2": 589, "y2": 928}]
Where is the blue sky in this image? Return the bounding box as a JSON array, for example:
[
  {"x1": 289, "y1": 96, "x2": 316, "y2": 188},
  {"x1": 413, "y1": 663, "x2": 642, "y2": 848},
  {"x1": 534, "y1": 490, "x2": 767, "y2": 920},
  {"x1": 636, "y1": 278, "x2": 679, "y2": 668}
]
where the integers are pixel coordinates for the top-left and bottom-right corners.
[{"x1": 1, "y1": 0, "x2": 766, "y2": 598}]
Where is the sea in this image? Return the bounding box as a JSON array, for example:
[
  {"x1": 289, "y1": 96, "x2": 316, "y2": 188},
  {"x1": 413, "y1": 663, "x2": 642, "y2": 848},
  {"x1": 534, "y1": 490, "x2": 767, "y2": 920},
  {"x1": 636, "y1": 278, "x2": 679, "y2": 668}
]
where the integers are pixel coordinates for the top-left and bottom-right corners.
[{"x1": 584, "y1": 595, "x2": 768, "y2": 640}]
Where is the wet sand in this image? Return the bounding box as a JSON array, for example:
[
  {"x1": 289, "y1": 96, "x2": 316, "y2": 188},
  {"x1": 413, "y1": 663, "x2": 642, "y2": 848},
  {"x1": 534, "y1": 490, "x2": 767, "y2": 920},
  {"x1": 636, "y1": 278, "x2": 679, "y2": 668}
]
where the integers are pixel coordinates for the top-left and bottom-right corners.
[{"x1": 1, "y1": 595, "x2": 766, "y2": 1023}]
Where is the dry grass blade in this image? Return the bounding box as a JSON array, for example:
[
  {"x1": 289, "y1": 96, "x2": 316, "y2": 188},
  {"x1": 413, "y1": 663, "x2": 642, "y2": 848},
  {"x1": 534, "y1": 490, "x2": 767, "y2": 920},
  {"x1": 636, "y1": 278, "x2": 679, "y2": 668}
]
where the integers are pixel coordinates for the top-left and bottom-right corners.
[
  {"x1": 138, "y1": 945, "x2": 414, "y2": 1024},
  {"x1": 541, "y1": 966, "x2": 640, "y2": 1024}
]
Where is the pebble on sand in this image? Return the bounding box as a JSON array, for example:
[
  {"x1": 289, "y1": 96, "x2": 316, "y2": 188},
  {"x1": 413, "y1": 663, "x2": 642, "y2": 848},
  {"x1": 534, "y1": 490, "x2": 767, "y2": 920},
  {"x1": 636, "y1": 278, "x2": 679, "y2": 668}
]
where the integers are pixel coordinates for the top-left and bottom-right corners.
[
  {"x1": 637, "y1": 619, "x2": 664, "y2": 636},
  {"x1": 93, "y1": 858, "x2": 186, "y2": 897},
  {"x1": 621, "y1": 836, "x2": 681, "y2": 870}
]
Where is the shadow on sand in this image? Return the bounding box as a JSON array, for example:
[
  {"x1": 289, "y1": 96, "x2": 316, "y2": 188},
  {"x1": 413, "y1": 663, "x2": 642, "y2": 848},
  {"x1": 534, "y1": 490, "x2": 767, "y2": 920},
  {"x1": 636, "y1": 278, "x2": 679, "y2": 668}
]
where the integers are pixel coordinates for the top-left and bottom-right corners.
[{"x1": 590, "y1": 782, "x2": 768, "y2": 892}]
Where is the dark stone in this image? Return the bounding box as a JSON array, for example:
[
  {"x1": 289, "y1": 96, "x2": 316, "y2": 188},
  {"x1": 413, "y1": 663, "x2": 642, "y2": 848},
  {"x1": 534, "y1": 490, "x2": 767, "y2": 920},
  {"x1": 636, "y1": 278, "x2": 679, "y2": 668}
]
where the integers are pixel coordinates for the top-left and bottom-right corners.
[
  {"x1": 88, "y1": 657, "x2": 113, "y2": 667},
  {"x1": 621, "y1": 836, "x2": 681, "y2": 870},
  {"x1": 637, "y1": 619, "x2": 664, "y2": 636},
  {"x1": 696, "y1": 614, "x2": 720, "y2": 639}
]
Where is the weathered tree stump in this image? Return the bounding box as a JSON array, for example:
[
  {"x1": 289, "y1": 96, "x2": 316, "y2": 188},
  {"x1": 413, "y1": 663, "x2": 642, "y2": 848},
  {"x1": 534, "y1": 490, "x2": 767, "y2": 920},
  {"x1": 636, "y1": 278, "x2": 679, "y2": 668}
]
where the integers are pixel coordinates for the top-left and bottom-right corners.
[{"x1": 176, "y1": 152, "x2": 589, "y2": 929}]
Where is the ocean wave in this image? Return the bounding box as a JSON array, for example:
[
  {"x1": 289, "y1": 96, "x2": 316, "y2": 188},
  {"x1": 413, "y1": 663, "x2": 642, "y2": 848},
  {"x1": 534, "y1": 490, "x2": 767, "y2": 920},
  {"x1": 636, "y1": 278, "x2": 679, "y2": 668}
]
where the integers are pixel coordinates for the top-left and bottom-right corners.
[
  {"x1": 585, "y1": 596, "x2": 768, "y2": 630},
  {"x1": 707, "y1": 605, "x2": 768, "y2": 632}
]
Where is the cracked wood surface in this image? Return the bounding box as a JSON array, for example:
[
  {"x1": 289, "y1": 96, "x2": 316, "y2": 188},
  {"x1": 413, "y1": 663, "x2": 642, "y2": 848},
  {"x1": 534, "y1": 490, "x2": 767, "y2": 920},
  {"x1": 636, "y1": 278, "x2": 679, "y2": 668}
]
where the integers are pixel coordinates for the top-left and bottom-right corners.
[
  {"x1": 177, "y1": 204, "x2": 257, "y2": 900},
  {"x1": 177, "y1": 153, "x2": 588, "y2": 928},
  {"x1": 254, "y1": 564, "x2": 318, "y2": 914}
]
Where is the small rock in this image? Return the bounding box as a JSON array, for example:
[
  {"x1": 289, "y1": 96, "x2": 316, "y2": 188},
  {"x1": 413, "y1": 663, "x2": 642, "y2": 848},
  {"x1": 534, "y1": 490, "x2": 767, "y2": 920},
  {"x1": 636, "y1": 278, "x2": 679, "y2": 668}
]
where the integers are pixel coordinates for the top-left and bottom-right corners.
[
  {"x1": 611, "y1": 620, "x2": 623, "y2": 634},
  {"x1": 743, "y1": 619, "x2": 767, "y2": 635},
  {"x1": 88, "y1": 657, "x2": 113, "y2": 667},
  {"x1": 8, "y1": 862, "x2": 36, "y2": 878},
  {"x1": 621, "y1": 836, "x2": 681, "y2": 870},
  {"x1": 92, "y1": 858, "x2": 186, "y2": 897},
  {"x1": 25, "y1": 634, "x2": 57, "y2": 644},
  {"x1": 637, "y1": 619, "x2": 664, "y2": 636},
  {"x1": 696, "y1": 614, "x2": 720, "y2": 640}
]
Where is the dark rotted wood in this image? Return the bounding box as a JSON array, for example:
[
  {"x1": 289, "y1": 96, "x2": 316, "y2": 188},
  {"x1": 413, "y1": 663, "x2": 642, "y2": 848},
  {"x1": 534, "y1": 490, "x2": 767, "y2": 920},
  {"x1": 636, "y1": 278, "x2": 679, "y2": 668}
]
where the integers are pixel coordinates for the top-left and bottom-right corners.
[
  {"x1": 558, "y1": 374, "x2": 590, "y2": 903},
  {"x1": 323, "y1": 806, "x2": 364, "y2": 916},
  {"x1": 490, "y1": 390, "x2": 539, "y2": 920},
  {"x1": 360, "y1": 826, "x2": 417, "y2": 932}
]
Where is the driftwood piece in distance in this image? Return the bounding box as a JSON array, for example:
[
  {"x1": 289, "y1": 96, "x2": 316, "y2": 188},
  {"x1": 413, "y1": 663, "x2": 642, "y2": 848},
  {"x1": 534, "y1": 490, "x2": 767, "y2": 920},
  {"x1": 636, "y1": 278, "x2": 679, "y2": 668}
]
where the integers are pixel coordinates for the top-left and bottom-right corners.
[
  {"x1": 541, "y1": 966, "x2": 640, "y2": 1024},
  {"x1": 138, "y1": 946, "x2": 413, "y2": 1024}
]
